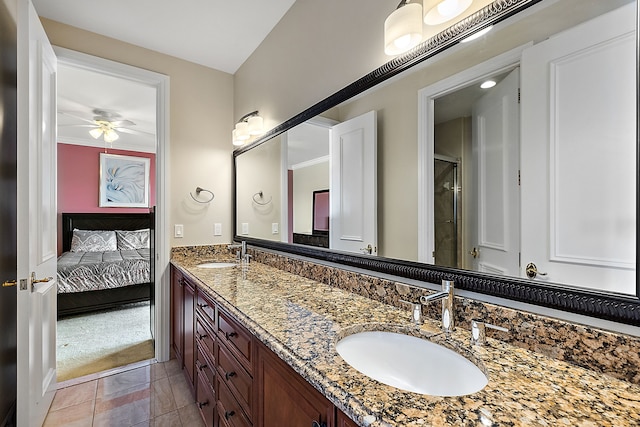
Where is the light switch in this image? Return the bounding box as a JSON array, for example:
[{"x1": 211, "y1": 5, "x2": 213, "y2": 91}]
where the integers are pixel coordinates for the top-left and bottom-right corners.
[
  {"x1": 174, "y1": 224, "x2": 184, "y2": 238},
  {"x1": 272, "y1": 223, "x2": 279, "y2": 234},
  {"x1": 214, "y1": 223, "x2": 222, "y2": 236},
  {"x1": 241, "y1": 223, "x2": 249, "y2": 235}
]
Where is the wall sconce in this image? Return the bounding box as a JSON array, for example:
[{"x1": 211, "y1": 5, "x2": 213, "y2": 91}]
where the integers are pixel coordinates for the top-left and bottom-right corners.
[
  {"x1": 233, "y1": 111, "x2": 263, "y2": 146},
  {"x1": 89, "y1": 120, "x2": 119, "y2": 143},
  {"x1": 423, "y1": 0, "x2": 472, "y2": 25},
  {"x1": 384, "y1": 0, "x2": 423, "y2": 56}
]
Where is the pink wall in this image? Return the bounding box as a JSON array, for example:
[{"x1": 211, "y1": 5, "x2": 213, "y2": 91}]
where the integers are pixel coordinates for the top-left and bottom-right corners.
[{"x1": 57, "y1": 143, "x2": 156, "y2": 253}]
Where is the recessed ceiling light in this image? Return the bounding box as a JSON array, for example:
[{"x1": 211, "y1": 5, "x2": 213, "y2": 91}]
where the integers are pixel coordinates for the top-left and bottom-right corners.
[
  {"x1": 461, "y1": 25, "x2": 493, "y2": 43},
  {"x1": 481, "y1": 80, "x2": 496, "y2": 89}
]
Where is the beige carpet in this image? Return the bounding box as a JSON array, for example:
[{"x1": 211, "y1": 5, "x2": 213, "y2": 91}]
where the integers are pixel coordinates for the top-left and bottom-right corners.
[{"x1": 57, "y1": 302, "x2": 155, "y2": 382}]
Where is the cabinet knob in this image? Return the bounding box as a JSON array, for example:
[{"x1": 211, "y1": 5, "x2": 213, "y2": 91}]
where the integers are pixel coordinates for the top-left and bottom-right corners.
[
  {"x1": 224, "y1": 410, "x2": 235, "y2": 420},
  {"x1": 196, "y1": 332, "x2": 208, "y2": 340},
  {"x1": 197, "y1": 302, "x2": 208, "y2": 309},
  {"x1": 312, "y1": 421, "x2": 327, "y2": 427},
  {"x1": 225, "y1": 331, "x2": 238, "y2": 340},
  {"x1": 198, "y1": 400, "x2": 209, "y2": 409},
  {"x1": 225, "y1": 371, "x2": 236, "y2": 380}
]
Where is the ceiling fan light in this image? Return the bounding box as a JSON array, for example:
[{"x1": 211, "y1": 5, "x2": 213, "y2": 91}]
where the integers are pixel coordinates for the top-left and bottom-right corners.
[
  {"x1": 248, "y1": 115, "x2": 264, "y2": 136},
  {"x1": 89, "y1": 128, "x2": 103, "y2": 139},
  {"x1": 423, "y1": 0, "x2": 472, "y2": 25},
  {"x1": 103, "y1": 129, "x2": 119, "y2": 143},
  {"x1": 384, "y1": 2, "x2": 423, "y2": 56}
]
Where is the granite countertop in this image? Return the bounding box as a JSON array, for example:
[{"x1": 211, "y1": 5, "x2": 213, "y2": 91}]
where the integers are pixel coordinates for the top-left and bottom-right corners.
[{"x1": 171, "y1": 257, "x2": 640, "y2": 426}]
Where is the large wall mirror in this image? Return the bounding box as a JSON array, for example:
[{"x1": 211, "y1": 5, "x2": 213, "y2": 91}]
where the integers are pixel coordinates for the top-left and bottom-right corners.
[{"x1": 234, "y1": 0, "x2": 640, "y2": 325}]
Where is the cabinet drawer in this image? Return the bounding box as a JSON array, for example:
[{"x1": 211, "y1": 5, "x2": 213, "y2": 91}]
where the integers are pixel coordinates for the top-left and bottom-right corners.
[
  {"x1": 196, "y1": 371, "x2": 216, "y2": 427},
  {"x1": 195, "y1": 315, "x2": 215, "y2": 357},
  {"x1": 196, "y1": 344, "x2": 215, "y2": 392},
  {"x1": 217, "y1": 381, "x2": 252, "y2": 427},
  {"x1": 216, "y1": 342, "x2": 252, "y2": 418},
  {"x1": 218, "y1": 309, "x2": 252, "y2": 371},
  {"x1": 196, "y1": 290, "x2": 216, "y2": 325}
]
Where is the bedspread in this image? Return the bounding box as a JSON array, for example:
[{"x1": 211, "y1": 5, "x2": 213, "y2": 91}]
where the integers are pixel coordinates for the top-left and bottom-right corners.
[{"x1": 57, "y1": 249, "x2": 150, "y2": 294}]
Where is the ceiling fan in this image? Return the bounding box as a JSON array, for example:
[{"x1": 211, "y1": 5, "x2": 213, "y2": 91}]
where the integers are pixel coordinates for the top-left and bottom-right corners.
[{"x1": 58, "y1": 108, "x2": 152, "y2": 144}]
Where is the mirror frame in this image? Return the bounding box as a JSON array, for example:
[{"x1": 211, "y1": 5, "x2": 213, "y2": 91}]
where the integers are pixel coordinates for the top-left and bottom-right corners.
[{"x1": 233, "y1": 0, "x2": 640, "y2": 326}]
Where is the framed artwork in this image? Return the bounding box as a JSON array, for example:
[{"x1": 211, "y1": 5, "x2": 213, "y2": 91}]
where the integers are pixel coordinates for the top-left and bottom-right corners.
[{"x1": 99, "y1": 153, "x2": 150, "y2": 208}]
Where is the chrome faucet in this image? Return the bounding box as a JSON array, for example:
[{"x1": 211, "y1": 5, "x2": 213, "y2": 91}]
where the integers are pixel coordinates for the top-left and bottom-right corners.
[
  {"x1": 227, "y1": 241, "x2": 248, "y2": 262},
  {"x1": 420, "y1": 280, "x2": 455, "y2": 333}
]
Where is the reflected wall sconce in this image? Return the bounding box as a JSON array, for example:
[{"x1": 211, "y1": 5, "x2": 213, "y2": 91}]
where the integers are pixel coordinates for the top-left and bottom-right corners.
[
  {"x1": 423, "y1": 0, "x2": 473, "y2": 25},
  {"x1": 232, "y1": 110, "x2": 263, "y2": 146},
  {"x1": 384, "y1": 0, "x2": 423, "y2": 55}
]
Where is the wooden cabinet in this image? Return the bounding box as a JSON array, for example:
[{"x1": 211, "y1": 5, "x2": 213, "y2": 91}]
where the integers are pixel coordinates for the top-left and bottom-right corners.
[
  {"x1": 171, "y1": 265, "x2": 361, "y2": 427},
  {"x1": 170, "y1": 266, "x2": 196, "y2": 390},
  {"x1": 256, "y1": 341, "x2": 334, "y2": 427},
  {"x1": 171, "y1": 266, "x2": 184, "y2": 364}
]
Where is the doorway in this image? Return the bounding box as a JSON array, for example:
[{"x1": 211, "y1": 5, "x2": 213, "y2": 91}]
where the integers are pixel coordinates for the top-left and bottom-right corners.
[{"x1": 54, "y1": 47, "x2": 171, "y2": 380}]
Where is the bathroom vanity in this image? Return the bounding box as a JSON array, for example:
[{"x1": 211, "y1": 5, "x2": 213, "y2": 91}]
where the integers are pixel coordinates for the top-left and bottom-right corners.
[{"x1": 170, "y1": 247, "x2": 640, "y2": 426}]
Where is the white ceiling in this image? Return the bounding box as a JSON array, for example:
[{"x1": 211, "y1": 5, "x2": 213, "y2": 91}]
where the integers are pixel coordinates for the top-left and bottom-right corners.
[
  {"x1": 35, "y1": 0, "x2": 296, "y2": 153},
  {"x1": 32, "y1": 0, "x2": 297, "y2": 74}
]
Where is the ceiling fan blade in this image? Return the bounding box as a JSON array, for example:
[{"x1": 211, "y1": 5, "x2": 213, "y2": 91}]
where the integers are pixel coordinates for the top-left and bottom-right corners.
[
  {"x1": 58, "y1": 124, "x2": 96, "y2": 128},
  {"x1": 58, "y1": 110, "x2": 96, "y2": 124},
  {"x1": 111, "y1": 119, "x2": 136, "y2": 127},
  {"x1": 116, "y1": 127, "x2": 156, "y2": 136}
]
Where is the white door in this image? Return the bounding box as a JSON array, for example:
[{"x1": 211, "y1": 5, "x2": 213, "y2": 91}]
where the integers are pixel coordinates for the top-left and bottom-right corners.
[
  {"x1": 330, "y1": 111, "x2": 377, "y2": 255},
  {"x1": 16, "y1": 1, "x2": 58, "y2": 425},
  {"x1": 469, "y1": 68, "x2": 520, "y2": 276},
  {"x1": 520, "y1": 3, "x2": 636, "y2": 293}
]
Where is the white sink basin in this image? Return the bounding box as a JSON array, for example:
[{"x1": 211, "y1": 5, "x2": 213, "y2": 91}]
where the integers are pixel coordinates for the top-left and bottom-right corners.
[
  {"x1": 336, "y1": 331, "x2": 487, "y2": 396},
  {"x1": 196, "y1": 262, "x2": 237, "y2": 269}
]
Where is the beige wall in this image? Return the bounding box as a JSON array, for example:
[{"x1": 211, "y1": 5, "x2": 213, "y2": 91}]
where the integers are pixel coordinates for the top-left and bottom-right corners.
[
  {"x1": 293, "y1": 161, "x2": 329, "y2": 234},
  {"x1": 236, "y1": 137, "x2": 282, "y2": 241},
  {"x1": 41, "y1": 18, "x2": 234, "y2": 248}
]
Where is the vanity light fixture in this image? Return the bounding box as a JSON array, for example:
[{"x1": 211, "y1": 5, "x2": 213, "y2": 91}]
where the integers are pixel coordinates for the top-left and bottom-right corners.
[
  {"x1": 233, "y1": 110, "x2": 263, "y2": 146},
  {"x1": 89, "y1": 121, "x2": 119, "y2": 143},
  {"x1": 384, "y1": 0, "x2": 423, "y2": 56},
  {"x1": 460, "y1": 25, "x2": 493, "y2": 43},
  {"x1": 480, "y1": 80, "x2": 496, "y2": 89},
  {"x1": 423, "y1": 0, "x2": 472, "y2": 25}
]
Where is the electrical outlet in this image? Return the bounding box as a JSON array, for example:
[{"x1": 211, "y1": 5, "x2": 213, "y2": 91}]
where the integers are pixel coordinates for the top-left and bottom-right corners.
[
  {"x1": 241, "y1": 223, "x2": 249, "y2": 235},
  {"x1": 174, "y1": 224, "x2": 184, "y2": 238},
  {"x1": 272, "y1": 223, "x2": 279, "y2": 234},
  {"x1": 214, "y1": 223, "x2": 222, "y2": 236}
]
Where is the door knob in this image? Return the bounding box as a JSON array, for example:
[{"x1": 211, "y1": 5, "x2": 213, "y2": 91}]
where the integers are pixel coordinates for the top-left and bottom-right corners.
[
  {"x1": 2, "y1": 280, "x2": 17, "y2": 287},
  {"x1": 525, "y1": 263, "x2": 547, "y2": 279},
  {"x1": 30, "y1": 272, "x2": 53, "y2": 284},
  {"x1": 360, "y1": 244, "x2": 373, "y2": 254},
  {"x1": 469, "y1": 247, "x2": 479, "y2": 258}
]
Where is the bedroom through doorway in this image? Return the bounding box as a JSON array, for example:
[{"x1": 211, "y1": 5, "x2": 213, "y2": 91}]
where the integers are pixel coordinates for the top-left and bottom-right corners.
[{"x1": 55, "y1": 50, "x2": 161, "y2": 382}]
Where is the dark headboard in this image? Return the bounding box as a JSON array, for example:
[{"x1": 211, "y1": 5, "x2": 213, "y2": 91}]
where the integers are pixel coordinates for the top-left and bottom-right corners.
[{"x1": 62, "y1": 212, "x2": 154, "y2": 252}]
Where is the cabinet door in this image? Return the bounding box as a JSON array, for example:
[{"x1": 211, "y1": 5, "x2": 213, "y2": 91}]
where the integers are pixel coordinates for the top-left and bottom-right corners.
[
  {"x1": 256, "y1": 342, "x2": 334, "y2": 427},
  {"x1": 184, "y1": 278, "x2": 196, "y2": 387},
  {"x1": 170, "y1": 267, "x2": 184, "y2": 364},
  {"x1": 337, "y1": 410, "x2": 358, "y2": 427}
]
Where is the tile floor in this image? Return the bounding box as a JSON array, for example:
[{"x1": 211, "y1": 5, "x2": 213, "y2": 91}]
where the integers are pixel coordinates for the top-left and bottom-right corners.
[{"x1": 44, "y1": 359, "x2": 205, "y2": 427}]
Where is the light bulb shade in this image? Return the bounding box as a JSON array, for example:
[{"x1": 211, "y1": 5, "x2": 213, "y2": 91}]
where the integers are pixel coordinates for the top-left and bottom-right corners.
[
  {"x1": 384, "y1": 3, "x2": 423, "y2": 55},
  {"x1": 232, "y1": 129, "x2": 244, "y2": 146},
  {"x1": 247, "y1": 115, "x2": 263, "y2": 136},
  {"x1": 423, "y1": 0, "x2": 472, "y2": 25},
  {"x1": 103, "y1": 129, "x2": 119, "y2": 143},
  {"x1": 89, "y1": 128, "x2": 103, "y2": 139},
  {"x1": 235, "y1": 121, "x2": 250, "y2": 140}
]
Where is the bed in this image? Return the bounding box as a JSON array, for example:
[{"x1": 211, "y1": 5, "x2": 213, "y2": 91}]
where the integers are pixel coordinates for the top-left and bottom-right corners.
[{"x1": 57, "y1": 212, "x2": 155, "y2": 317}]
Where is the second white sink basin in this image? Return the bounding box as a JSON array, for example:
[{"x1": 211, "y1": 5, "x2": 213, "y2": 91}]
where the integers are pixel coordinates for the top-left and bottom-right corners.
[
  {"x1": 336, "y1": 331, "x2": 487, "y2": 396},
  {"x1": 196, "y1": 262, "x2": 237, "y2": 269}
]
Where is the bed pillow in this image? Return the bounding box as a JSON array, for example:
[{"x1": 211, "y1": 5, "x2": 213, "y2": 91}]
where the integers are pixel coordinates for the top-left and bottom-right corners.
[
  {"x1": 70, "y1": 229, "x2": 117, "y2": 252},
  {"x1": 116, "y1": 229, "x2": 150, "y2": 250}
]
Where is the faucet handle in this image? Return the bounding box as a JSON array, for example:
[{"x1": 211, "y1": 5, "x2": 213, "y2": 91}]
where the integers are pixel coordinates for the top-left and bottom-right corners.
[
  {"x1": 399, "y1": 300, "x2": 423, "y2": 324},
  {"x1": 471, "y1": 319, "x2": 509, "y2": 346}
]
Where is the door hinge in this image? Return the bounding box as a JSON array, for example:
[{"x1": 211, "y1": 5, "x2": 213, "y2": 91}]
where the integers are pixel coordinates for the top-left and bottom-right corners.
[
  {"x1": 518, "y1": 170, "x2": 521, "y2": 186},
  {"x1": 519, "y1": 252, "x2": 521, "y2": 267},
  {"x1": 518, "y1": 88, "x2": 521, "y2": 104}
]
